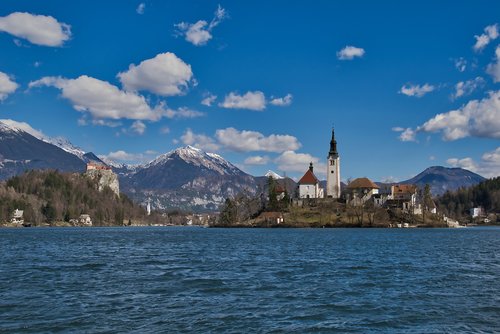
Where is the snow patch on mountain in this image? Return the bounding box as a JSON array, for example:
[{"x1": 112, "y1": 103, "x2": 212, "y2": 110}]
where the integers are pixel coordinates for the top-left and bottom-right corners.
[
  {"x1": 0, "y1": 119, "x2": 87, "y2": 158},
  {"x1": 145, "y1": 145, "x2": 240, "y2": 176},
  {"x1": 265, "y1": 170, "x2": 284, "y2": 179},
  {"x1": 45, "y1": 136, "x2": 86, "y2": 159}
]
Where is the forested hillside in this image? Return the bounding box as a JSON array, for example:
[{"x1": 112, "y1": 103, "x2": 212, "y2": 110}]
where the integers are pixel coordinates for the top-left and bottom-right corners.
[
  {"x1": 0, "y1": 170, "x2": 147, "y2": 226},
  {"x1": 436, "y1": 177, "x2": 500, "y2": 219}
]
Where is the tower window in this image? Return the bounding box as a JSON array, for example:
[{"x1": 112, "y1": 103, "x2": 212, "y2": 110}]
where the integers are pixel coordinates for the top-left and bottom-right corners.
[
  {"x1": 330, "y1": 160, "x2": 334, "y2": 166},
  {"x1": 331, "y1": 171, "x2": 334, "y2": 173}
]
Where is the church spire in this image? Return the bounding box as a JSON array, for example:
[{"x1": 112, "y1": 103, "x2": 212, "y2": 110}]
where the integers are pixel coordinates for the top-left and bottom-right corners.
[{"x1": 329, "y1": 127, "x2": 338, "y2": 158}]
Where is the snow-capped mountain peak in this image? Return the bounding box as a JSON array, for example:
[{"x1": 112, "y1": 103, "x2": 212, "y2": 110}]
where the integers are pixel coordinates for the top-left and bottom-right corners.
[
  {"x1": 45, "y1": 136, "x2": 86, "y2": 159},
  {"x1": 265, "y1": 170, "x2": 284, "y2": 179},
  {"x1": 144, "y1": 145, "x2": 240, "y2": 176},
  {"x1": 0, "y1": 119, "x2": 87, "y2": 158}
]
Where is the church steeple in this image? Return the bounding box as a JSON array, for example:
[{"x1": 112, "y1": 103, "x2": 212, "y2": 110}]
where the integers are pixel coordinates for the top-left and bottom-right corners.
[
  {"x1": 329, "y1": 128, "x2": 338, "y2": 158},
  {"x1": 326, "y1": 127, "x2": 340, "y2": 199}
]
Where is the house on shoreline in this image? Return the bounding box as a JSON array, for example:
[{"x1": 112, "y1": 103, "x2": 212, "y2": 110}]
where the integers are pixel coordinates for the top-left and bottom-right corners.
[
  {"x1": 344, "y1": 177, "x2": 379, "y2": 205},
  {"x1": 10, "y1": 209, "x2": 24, "y2": 224}
]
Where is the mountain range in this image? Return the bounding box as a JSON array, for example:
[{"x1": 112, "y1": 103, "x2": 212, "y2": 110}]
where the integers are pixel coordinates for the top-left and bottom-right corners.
[{"x1": 0, "y1": 120, "x2": 488, "y2": 212}]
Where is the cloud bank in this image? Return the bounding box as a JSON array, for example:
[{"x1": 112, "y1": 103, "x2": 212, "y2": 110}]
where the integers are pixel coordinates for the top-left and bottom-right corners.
[
  {"x1": 0, "y1": 72, "x2": 18, "y2": 101},
  {"x1": 118, "y1": 52, "x2": 193, "y2": 96},
  {"x1": 0, "y1": 12, "x2": 71, "y2": 47}
]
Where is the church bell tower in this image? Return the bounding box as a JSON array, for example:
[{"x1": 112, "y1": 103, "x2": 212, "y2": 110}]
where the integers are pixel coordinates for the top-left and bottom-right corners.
[{"x1": 326, "y1": 128, "x2": 341, "y2": 198}]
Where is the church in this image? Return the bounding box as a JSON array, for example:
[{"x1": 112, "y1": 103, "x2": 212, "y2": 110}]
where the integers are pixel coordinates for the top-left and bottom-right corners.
[{"x1": 298, "y1": 128, "x2": 341, "y2": 199}]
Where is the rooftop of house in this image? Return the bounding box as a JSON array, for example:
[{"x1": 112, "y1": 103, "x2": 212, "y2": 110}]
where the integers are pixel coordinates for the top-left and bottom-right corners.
[
  {"x1": 346, "y1": 177, "x2": 379, "y2": 189},
  {"x1": 298, "y1": 169, "x2": 319, "y2": 185},
  {"x1": 392, "y1": 184, "x2": 417, "y2": 193}
]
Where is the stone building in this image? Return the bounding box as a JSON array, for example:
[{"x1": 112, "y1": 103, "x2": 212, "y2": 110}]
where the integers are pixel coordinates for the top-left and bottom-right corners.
[{"x1": 344, "y1": 177, "x2": 380, "y2": 205}]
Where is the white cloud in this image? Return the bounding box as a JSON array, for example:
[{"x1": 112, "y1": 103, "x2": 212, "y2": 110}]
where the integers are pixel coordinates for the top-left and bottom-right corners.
[
  {"x1": 175, "y1": 5, "x2": 227, "y2": 46},
  {"x1": 446, "y1": 157, "x2": 478, "y2": 172},
  {"x1": 99, "y1": 150, "x2": 156, "y2": 164},
  {"x1": 447, "y1": 147, "x2": 500, "y2": 178},
  {"x1": 215, "y1": 127, "x2": 301, "y2": 153},
  {"x1": 160, "y1": 126, "x2": 170, "y2": 134},
  {"x1": 29, "y1": 75, "x2": 167, "y2": 121},
  {"x1": 275, "y1": 150, "x2": 326, "y2": 177},
  {"x1": 381, "y1": 176, "x2": 400, "y2": 183},
  {"x1": 244, "y1": 155, "x2": 270, "y2": 165},
  {"x1": 399, "y1": 83, "x2": 435, "y2": 97},
  {"x1": 90, "y1": 119, "x2": 122, "y2": 127},
  {"x1": 0, "y1": 119, "x2": 44, "y2": 138},
  {"x1": 220, "y1": 91, "x2": 266, "y2": 111},
  {"x1": 131, "y1": 120, "x2": 146, "y2": 135},
  {"x1": 164, "y1": 107, "x2": 204, "y2": 119},
  {"x1": 270, "y1": 94, "x2": 293, "y2": 106},
  {"x1": 103, "y1": 150, "x2": 141, "y2": 162},
  {"x1": 487, "y1": 45, "x2": 500, "y2": 83},
  {"x1": 136, "y1": 3, "x2": 145, "y2": 15},
  {"x1": 454, "y1": 57, "x2": 467, "y2": 72},
  {"x1": 0, "y1": 72, "x2": 18, "y2": 101},
  {"x1": 0, "y1": 12, "x2": 71, "y2": 47},
  {"x1": 453, "y1": 77, "x2": 485, "y2": 99},
  {"x1": 393, "y1": 127, "x2": 417, "y2": 142},
  {"x1": 201, "y1": 93, "x2": 217, "y2": 106},
  {"x1": 418, "y1": 90, "x2": 500, "y2": 141},
  {"x1": 337, "y1": 46, "x2": 365, "y2": 60},
  {"x1": 181, "y1": 128, "x2": 220, "y2": 152},
  {"x1": 473, "y1": 23, "x2": 499, "y2": 52},
  {"x1": 117, "y1": 52, "x2": 193, "y2": 96},
  {"x1": 176, "y1": 21, "x2": 211, "y2": 46}
]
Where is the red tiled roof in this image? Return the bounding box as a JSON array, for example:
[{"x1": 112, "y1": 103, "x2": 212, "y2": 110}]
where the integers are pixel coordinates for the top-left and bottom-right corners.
[
  {"x1": 298, "y1": 169, "x2": 319, "y2": 184},
  {"x1": 392, "y1": 184, "x2": 417, "y2": 193},
  {"x1": 275, "y1": 185, "x2": 286, "y2": 193},
  {"x1": 347, "y1": 177, "x2": 379, "y2": 189}
]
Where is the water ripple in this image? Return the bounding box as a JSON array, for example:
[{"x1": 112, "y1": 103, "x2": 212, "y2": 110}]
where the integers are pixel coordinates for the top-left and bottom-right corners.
[{"x1": 0, "y1": 227, "x2": 499, "y2": 333}]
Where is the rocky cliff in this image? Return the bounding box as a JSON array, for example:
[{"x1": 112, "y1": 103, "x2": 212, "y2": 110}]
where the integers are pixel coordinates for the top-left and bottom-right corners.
[{"x1": 85, "y1": 169, "x2": 120, "y2": 197}]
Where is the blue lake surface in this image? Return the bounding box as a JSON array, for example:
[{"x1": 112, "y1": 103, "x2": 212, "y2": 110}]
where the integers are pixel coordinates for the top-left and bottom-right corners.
[{"x1": 0, "y1": 227, "x2": 499, "y2": 333}]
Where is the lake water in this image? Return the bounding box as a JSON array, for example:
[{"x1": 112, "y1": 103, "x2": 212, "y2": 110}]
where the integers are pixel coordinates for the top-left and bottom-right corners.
[{"x1": 0, "y1": 227, "x2": 499, "y2": 333}]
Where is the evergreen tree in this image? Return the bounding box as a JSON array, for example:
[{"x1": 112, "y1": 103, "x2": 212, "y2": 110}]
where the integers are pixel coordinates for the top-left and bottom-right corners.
[
  {"x1": 267, "y1": 176, "x2": 278, "y2": 211},
  {"x1": 219, "y1": 198, "x2": 237, "y2": 225}
]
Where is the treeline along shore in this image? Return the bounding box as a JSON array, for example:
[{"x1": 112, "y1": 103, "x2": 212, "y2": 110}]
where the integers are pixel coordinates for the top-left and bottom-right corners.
[{"x1": 2, "y1": 170, "x2": 499, "y2": 228}]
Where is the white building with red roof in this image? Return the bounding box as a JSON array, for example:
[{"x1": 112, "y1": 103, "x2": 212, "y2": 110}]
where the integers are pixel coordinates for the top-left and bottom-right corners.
[{"x1": 298, "y1": 162, "x2": 324, "y2": 198}]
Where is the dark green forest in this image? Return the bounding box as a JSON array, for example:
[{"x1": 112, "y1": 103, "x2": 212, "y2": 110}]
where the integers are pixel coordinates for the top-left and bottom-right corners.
[
  {"x1": 436, "y1": 177, "x2": 500, "y2": 219},
  {"x1": 0, "y1": 170, "x2": 147, "y2": 226}
]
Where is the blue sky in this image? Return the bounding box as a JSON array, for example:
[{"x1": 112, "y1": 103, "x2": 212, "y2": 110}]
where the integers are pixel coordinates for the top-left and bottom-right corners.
[{"x1": 0, "y1": 1, "x2": 499, "y2": 181}]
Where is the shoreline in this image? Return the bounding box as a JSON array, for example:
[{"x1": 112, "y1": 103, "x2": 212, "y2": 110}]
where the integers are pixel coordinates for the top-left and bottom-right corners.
[{"x1": 3, "y1": 223, "x2": 498, "y2": 229}]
